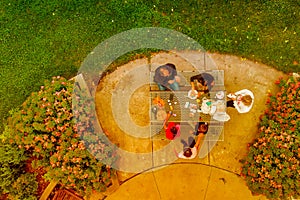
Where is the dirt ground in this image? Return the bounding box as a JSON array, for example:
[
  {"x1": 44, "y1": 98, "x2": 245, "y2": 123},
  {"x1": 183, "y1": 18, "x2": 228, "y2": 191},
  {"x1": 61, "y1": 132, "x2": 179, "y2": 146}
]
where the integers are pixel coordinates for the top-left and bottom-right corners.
[{"x1": 94, "y1": 51, "x2": 288, "y2": 199}]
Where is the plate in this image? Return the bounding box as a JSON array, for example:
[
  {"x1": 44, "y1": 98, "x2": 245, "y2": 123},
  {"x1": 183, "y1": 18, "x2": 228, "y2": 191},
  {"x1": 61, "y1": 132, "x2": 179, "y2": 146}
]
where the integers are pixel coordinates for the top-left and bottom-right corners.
[
  {"x1": 187, "y1": 90, "x2": 198, "y2": 99},
  {"x1": 213, "y1": 112, "x2": 230, "y2": 122},
  {"x1": 216, "y1": 91, "x2": 225, "y2": 99}
]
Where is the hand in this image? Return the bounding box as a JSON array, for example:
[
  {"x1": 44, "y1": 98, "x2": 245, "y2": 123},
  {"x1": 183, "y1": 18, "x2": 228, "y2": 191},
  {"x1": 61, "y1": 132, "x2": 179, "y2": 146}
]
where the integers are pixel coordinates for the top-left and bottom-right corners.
[
  {"x1": 175, "y1": 75, "x2": 181, "y2": 83},
  {"x1": 168, "y1": 79, "x2": 175, "y2": 84},
  {"x1": 227, "y1": 93, "x2": 236, "y2": 100},
  {"x1": 190, "y1": 89, "x2": 197, "y2": 96},
  {"x1": 198, "y1": 91, "x2": 204, "y2": 97}
]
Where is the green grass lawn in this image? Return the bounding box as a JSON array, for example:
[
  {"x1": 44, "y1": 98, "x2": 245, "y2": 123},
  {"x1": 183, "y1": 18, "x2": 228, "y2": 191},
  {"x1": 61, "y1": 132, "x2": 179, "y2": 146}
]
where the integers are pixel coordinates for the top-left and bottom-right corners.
[{"x1": 0, "y1": 0, "x2": 299, "y2": 131}]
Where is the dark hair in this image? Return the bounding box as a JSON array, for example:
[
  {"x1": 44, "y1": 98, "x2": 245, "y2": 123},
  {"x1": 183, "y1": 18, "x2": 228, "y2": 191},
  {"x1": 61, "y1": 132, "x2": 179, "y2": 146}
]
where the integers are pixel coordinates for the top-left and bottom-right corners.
[
  {"x1": 165, "y1": 63, "x2": 176, "y2": 70},
  {"x1": 170, "y1": 126, "x2": 178, "y2": 137},
  {"x1": 183, "y1": 148, "x2": 192, "y2": 157},
  {"x1": 190, "y1": 73, "x2": 215, "y2": 91},
  {"x1": 198, "y1": 122, "x2": 208, "y2": 134},
  {"x1": 241, "y1": 95, "x2": 253, "y2": 106},
  {"x1": 201, "y1": 73, "x2": 215, "y2": 90}
]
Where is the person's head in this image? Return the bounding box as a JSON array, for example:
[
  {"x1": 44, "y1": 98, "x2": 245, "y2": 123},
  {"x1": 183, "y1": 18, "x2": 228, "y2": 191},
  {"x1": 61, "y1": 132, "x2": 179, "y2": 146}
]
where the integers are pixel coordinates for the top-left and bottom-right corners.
[
  {"x1": 159, "y1": 63, "x2": 176, "y2": 77},
  {"x1": 183, "y1": 148, "x2": 192, "y2": 157},
  {"x1": 165, "y1": 63, "x2": 176, "y2": 69},
  {"x1": 170, "y1": 126, "x2": 178, "y2": 137},
  {"x1": 241, "y1": 95, "x2": 253, "y2": 106},
  {"x1": 159, "y1": 67, "x2": 170, "y2": 77},
  {"x1": 198, "y1": 122, "x2": 208, "y2": 134}
]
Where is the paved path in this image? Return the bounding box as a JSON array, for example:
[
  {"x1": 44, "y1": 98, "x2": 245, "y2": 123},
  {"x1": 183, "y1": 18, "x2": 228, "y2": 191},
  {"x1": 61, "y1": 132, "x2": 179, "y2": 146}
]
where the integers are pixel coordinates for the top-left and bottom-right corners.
[
  {"x1": 107, "y1": 163, "x2": 264, "y2": 200},
  {"x1": 94, "y1": 52, "x2": 288, "y2": 200}
]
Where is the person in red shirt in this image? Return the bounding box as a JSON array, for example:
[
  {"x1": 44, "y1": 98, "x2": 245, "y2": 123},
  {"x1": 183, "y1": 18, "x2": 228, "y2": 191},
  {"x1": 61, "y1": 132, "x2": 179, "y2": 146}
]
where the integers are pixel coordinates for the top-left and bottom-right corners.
[{"x1": 163, "y1": 111, "x2": 180, "y2": 140}]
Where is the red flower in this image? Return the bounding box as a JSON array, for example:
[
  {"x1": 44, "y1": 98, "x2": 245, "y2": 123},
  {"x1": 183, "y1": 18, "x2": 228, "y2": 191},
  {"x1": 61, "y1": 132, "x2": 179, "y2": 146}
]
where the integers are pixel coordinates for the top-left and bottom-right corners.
[{"x1": 275, "y1": 79, "x2": 281, "y2": 85}]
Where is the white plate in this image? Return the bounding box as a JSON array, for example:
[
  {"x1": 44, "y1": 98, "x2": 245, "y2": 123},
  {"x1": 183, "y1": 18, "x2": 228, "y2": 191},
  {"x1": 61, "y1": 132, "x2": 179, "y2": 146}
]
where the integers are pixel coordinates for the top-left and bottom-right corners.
[
  {"x1": 187, "y1": 90, "x2": 198, "y2": 99},
  {"x1": 213, "y1": 112, "x2": 230, "y2": 122},
  {"x1": 216, "y1": 91, "x2": 225, "y2": 99}
]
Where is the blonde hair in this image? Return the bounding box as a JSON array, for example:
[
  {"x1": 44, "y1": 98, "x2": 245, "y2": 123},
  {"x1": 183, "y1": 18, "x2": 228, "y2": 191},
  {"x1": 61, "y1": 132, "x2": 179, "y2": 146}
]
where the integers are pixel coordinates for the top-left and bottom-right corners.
[{"x1": 241, "y1": 95, "x2": 252, "y2": 106}]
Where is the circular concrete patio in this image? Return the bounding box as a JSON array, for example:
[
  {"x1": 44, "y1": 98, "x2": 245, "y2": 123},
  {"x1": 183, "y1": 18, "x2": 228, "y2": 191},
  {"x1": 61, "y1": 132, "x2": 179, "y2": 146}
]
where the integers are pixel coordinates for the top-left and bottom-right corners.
[{"x1": 93, "y1": 51, "x2": 287, "y2": 200}]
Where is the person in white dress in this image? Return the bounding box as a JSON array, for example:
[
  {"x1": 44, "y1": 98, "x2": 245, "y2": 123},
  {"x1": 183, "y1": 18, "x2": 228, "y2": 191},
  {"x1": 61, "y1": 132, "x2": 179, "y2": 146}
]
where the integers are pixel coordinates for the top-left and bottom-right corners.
[{"x1": 226, "y1": 89, "x2": 254, "y2": 113}]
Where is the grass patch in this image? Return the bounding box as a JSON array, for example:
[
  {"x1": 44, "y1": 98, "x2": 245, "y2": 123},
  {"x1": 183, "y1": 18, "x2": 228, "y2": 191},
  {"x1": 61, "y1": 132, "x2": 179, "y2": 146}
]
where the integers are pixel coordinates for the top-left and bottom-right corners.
[{"x1": 0, "y1": 0, "x2": 299, "y2": 131}]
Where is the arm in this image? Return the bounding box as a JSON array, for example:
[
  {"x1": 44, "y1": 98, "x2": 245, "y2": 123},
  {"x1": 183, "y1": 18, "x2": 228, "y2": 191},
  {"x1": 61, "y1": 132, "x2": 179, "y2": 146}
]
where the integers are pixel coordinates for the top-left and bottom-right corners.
[
  {"x1": 190, "y1": 81, "x2": 196, "y2": 90},
  {"x1": 190, "y1": 81, "x2": 200, "y2": 97},
  {"x1": 168, "y1": 79, "x2": 175, "y2": 84},
  {"x1": 193, "y1": 122, "x2": 200, "y2": 135},
  {"x1": 153, "y1": 68, "x2": 162, "y2": 83},
  {"x1": 195, "y1": 133, "x2": 205, "y2": 149},
  {"x1": 174, "y1": 148, "x2": 178, "y2": 157},
  {"x1": 174, "y1": 75, "x2": 181, "y2": 83},
  {"x1": 227, "y1": 93, "x2": 236, "y2": 100},
  {"x1": 163, "y1": 111, "x2": 172, "y2": 129}
]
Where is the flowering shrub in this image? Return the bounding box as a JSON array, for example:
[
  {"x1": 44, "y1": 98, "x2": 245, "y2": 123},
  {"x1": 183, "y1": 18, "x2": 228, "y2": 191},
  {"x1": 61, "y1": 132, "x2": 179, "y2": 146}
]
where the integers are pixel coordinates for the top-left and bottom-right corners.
[
  {"x1": 8, "y1": 173, "x2": 38, "y2": 200},
  {"x1": 241, "y1": 74, "x2": 300, "y2": 199},
  {"x1": 0, "y1": 139, "x2": 38, "y2": 200},
  {"x1": 3, "y1": 76, "x2": 116, "y2": 197}
]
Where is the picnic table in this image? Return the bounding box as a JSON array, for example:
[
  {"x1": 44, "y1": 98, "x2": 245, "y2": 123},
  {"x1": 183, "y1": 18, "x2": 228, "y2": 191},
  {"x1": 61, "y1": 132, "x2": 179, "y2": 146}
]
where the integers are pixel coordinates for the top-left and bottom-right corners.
[
  {"x1": 149, "y1": 70, "x2": 228, "y2": 158},
  {"x1": 150, "y1": 90, "x2": 228, "y2": 122}
]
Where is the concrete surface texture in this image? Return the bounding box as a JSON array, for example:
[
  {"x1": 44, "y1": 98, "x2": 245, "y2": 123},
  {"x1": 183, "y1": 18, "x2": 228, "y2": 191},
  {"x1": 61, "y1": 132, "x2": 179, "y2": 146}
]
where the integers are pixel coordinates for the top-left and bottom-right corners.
[{"x1": 94, "y1": 51, "x2": 288, "y2": 200}]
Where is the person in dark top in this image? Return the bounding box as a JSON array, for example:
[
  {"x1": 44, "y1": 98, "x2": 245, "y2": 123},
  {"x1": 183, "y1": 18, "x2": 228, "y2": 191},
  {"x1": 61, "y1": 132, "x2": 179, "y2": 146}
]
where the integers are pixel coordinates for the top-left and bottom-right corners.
[
  {"x1": 154, "y1": 63, "x2": 180, "y2": 91},
  {"x1": 190, "y1": 73, "x2": 215, "y2": 96},
  {"x1": 191, "y1": 122, "x2": 209, "y2": 136},
  {"x1": 175, "y1": 122, "x2": 209, "y2": 159}
]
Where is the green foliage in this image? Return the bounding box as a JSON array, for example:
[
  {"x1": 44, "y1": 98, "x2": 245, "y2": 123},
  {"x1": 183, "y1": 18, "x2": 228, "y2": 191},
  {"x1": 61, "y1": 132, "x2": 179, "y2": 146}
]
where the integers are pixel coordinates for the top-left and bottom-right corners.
[
  {"x1": 0, "y1": 0, "x2": 300, "y2": 132},
  {"x1": 8, "y1": 173, "x2": 38, "y2": 200},
  {"x1": 0, "y1": 134, "x2": 38, "y2": 199},
  {"x1": 4, "y1": 76, "x2": 116, "y2": 197},
  {"x1": 241, "y1": 74, "x2": 300, "y2": 199}
]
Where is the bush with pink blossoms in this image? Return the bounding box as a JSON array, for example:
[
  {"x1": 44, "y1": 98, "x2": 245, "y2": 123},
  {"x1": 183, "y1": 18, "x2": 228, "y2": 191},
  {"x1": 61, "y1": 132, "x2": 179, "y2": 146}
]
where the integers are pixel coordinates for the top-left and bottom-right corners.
[
  {"x1": 241, "y1": 74, "x2": 300, "y2": 199},
  {"x1": 2, "y1": 76, "x2": 117, "y2": 197}
]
